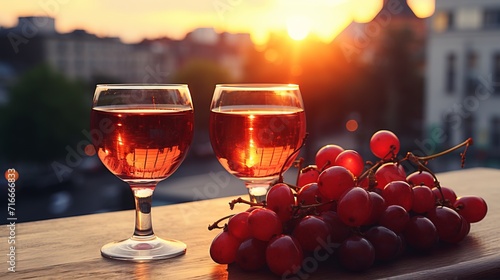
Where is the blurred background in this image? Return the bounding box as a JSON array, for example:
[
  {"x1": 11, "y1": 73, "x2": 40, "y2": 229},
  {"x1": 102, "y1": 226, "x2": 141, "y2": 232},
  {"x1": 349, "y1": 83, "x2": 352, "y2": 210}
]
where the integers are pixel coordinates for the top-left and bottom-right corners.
[{"x1": 1, "y1": 0, "x2": 499, "y2": 223}]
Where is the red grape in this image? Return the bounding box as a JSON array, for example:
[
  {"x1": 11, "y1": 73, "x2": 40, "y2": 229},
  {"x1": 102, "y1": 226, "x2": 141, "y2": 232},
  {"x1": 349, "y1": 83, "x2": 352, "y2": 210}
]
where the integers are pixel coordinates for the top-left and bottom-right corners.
[
  {"x1": 364, "y1": 226, "x2": 400, "y2": 262},
  {"x1": 337, "y1": 187, "x2": 372, "y2": 227},
  {"x1": 227, "y1": 212, "x2": 251, "y2": 241},
  {"x1": 365, "y1": 191, "x2": 387, "y2": 225},
  {"x1": 444, "y1": 216, "x2": 470, "y2": 244},
  {"x1": 411, "y1": 185, "x2": 435, "y2": 214},
  {"x1": 317, "y1": 166, "x2": 355, "y2": 201},
  {"x1": 379, "y1": 205, "x2": 409, "y2": 234},
  {"x1": 266, "y1": 183, "x2": 295, "y2": 222},
  {"x1": 375, "y1": 163, "x2": 406, "y2": 190},
  {"x1": 292, "y1": 215, "x2": 331, "y2": 252},
  {"x1": 454, "y1": 195, "x2": 488, "y2": 223},
  {"x1": 427, "y1": 206, "x2": 463, "y2": 243},
  {"x1": 235, "y1": 238, "x2": 268, "y2": 271},
  {"x1": 245, "y1": 206, "x2": 259, "y2": 213},
  {"x1": 248, "y1": 208, "x2": 282, "y2": 241},
  {"x1": 395, "y1": 234, "x2": 406, "y2": 257},
  {"x1": 335, "y1": 149, "x2": 364, "y2": 178},
  {"x1": 320, "y1": 211, "x2": 351, "y2": 244},
  {"x1": 337, "y1": 235, "x2": 375, "y2": 272},
  {"x1": 315, "y1": 144, "x2": 344, "y2": 171},
  {"x1": 383, "y1": 181, "x2": 413, "y2": 212},
  {"x1": 297, "y1": 165, "x2": 320, "y2": 187},
  {"x1": 210, "y1": 231, "x2": 241, "y2": 264},
  {"x1": 370, "y1": 130, "x2": 400, "y2": 160},
  {"x1": 403, "y1": 216, "x2": 438, "y2": 252},
  {"x1": 432, "y1": 186, "x2": 457, "y2": 206},
  {"x1": 296, "y1": 182, "x2": 331, "y2": 213},
  {"x1": 406, "y1": 171, "x2": 435, "y2": 187},
  {"x1": 266, "y1": 235, "x2": 303, "y2": 276}
]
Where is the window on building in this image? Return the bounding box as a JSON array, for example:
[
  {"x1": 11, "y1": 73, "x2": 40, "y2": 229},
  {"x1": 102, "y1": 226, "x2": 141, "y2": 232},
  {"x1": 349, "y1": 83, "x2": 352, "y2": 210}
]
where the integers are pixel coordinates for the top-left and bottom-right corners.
[
  {"x1": 465, "y1": 51, "x2": 479, "y2": 96},
  {"x1": 434, "y1": 11, "x2": 454, "y2": 32},
  {"x1": 494, "y1": 53, "x2": 500, "y2": 94},
  {"x1": 446, "y1": 53, "x2": 456, "y2": 93},
  {"x1": 492, "y1": 117, "x2": 500, "y2": 149},
  {"x1": 484, "y1": 9, "x2": 500, "y2": 28},
  {"x1": 456, "y1": 7, "x2": 481, "y2": 30}
]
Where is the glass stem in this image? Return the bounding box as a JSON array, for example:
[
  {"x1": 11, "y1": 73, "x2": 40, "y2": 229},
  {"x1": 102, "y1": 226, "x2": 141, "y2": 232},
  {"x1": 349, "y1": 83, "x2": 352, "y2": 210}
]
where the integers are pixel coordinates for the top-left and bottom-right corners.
[
  {"x1": 246, "y1": 183, "x2": 270, "y2": 203},
  {"x1": 131, "y1": 185, "x2": 156, "y2": 238}
]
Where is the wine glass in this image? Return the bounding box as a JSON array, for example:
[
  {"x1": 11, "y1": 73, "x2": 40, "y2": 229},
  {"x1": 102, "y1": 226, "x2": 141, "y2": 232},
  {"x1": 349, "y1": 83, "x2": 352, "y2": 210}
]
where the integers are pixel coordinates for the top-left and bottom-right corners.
[
  {"x1": 90, "y1": 84, "x2": 194, "y2": 261},
  {"x1": 209, "y1": 84, "x2": 306, "y2": 202}
]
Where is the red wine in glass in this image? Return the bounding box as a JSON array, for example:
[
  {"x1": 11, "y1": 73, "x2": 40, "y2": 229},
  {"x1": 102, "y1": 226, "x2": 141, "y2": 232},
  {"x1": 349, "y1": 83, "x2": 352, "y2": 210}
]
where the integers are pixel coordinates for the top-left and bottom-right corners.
[
  {"x1": 91, "y1": 106, "x2": 193, "y2": 183},
  {"x1": 209, "y1": 84, "x2": 306, "y2": 202}
]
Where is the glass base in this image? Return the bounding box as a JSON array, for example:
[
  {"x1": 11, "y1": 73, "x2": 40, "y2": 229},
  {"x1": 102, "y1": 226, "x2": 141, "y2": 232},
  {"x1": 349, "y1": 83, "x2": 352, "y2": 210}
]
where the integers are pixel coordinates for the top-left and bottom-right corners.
[
  {"x1": 247, "y1": 184, "x2": 270, "y2": 203},
  {"x1": 101, "y1": 235, "x2": 186, "y2": 261}
]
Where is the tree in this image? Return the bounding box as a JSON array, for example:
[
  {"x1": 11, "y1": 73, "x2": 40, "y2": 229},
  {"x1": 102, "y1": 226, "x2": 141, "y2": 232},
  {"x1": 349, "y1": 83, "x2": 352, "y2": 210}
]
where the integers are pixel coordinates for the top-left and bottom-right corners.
[{"x1": 0, "y1": 64, "x2": 90, "y2": 163}]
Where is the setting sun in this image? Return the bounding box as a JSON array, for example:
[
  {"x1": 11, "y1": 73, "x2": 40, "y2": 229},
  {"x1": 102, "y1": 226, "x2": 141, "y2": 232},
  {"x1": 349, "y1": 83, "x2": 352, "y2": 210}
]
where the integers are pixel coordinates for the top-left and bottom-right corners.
[
  {"x1": 286, "y1": 15, "x2": 311, "y2": 41},
  {"x1": 276, "y1": 0, "x2": 353, "y2": 43},
  {"x1": 0, "y1": 0, "x2": 436, "y2": 44}
]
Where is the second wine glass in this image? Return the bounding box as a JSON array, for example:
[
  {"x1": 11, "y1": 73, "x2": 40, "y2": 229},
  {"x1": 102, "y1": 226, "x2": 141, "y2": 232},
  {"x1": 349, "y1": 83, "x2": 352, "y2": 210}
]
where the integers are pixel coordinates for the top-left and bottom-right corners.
[{"x1": 209, "y1": 84, "x2": 306, "y2": 202}]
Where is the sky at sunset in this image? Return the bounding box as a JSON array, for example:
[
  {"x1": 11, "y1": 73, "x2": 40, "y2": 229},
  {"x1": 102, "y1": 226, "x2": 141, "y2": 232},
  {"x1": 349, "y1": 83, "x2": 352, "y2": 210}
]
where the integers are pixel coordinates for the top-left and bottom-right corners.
[{"x1": 0, "y1": 0, "x2": 434, "y2": 44}]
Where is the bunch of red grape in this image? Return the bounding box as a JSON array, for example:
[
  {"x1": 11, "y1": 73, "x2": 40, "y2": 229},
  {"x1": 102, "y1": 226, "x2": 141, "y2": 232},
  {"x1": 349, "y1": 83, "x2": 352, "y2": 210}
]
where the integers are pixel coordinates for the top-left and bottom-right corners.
[{"x1": 208, "y1": 130, "x2": 487, "y2": 276}]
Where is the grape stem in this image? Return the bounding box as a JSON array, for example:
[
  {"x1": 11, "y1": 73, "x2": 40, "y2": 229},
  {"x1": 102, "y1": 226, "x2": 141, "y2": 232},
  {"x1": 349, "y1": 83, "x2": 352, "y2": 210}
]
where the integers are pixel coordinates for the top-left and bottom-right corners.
[
  {"x1": 293, "y1": 200, "x2": 334, "y2": 211},
  {"x1": 355, "y1": 138, "x2": 472, "y2": 195},
  {"x1": 294, "y1": 157, "x2": 305, "y2": 187},
  {"x1": 279, "y1": 133, "x2": 309, "y2": 183},
  {"x1": 229, "y1": 197, "x2": 265, "y2": 210},
  {"x1": 382, "y1": 144, "x2": 399, "y2": 161},
  {"x1": 207, "y1": 214, "x2": 235, "y2": 231},
  {"x1": 356, "y1": 160, "x2": 385, "y2": 189},
  {"x1": 402, "y1": 137, "x2": 473, "y2": 205},
  {"x1": 356, "y1": 144, "x2": 399, "y2": 188},
  {"x1": 408, "y1": 138, "x2": 473, "y2": 165}
]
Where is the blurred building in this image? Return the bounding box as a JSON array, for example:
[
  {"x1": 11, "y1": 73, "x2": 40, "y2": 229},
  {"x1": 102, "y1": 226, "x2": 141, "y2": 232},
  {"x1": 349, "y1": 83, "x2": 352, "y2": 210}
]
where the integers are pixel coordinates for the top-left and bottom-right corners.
[
  {"x1": 0, "y1": 17, "x2": 251, "y2": 84},
  {"x1": 425, "y1": 0, "x2": 500, "y2": 161},
  {"x1": 177, "y1": 27, "x2": 252, "y2": 80}
]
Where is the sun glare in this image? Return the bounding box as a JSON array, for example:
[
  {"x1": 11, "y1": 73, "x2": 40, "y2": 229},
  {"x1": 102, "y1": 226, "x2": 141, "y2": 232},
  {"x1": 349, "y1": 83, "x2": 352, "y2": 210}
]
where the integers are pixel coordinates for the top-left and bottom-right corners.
[
  {"x1": 286, "y1": 15, "x2": 311, "y2": 41},
  {"x1": 351, "y1": 0, "x2": 383, "y2": 23},
  {"x1": 277, "y1": 0, "x2": 353, "y2": 43},
  {"x1": 407, "y1": 0, "x2": 435, "y2": 19}
]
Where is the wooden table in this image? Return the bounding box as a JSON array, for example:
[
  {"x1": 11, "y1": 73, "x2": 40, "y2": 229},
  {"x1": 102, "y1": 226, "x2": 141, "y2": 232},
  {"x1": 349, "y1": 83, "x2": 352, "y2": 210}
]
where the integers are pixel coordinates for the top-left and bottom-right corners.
[{"x1": 2, "y1": 168, "x2": 500, "y2": 279}]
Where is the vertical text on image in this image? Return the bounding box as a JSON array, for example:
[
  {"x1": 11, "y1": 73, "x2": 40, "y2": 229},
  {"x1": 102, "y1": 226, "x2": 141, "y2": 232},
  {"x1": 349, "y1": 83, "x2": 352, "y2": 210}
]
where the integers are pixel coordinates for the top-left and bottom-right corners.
[{"x1": 5, "y1": 169, "x2": 18, "y2": 272}]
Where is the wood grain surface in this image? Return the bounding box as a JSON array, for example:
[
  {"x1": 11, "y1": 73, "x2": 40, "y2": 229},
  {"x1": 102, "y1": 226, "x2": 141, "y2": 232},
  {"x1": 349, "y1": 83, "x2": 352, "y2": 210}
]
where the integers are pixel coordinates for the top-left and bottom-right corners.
[{"x1": 1, "y1": 168, "x2": 500, "y2": 279}]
